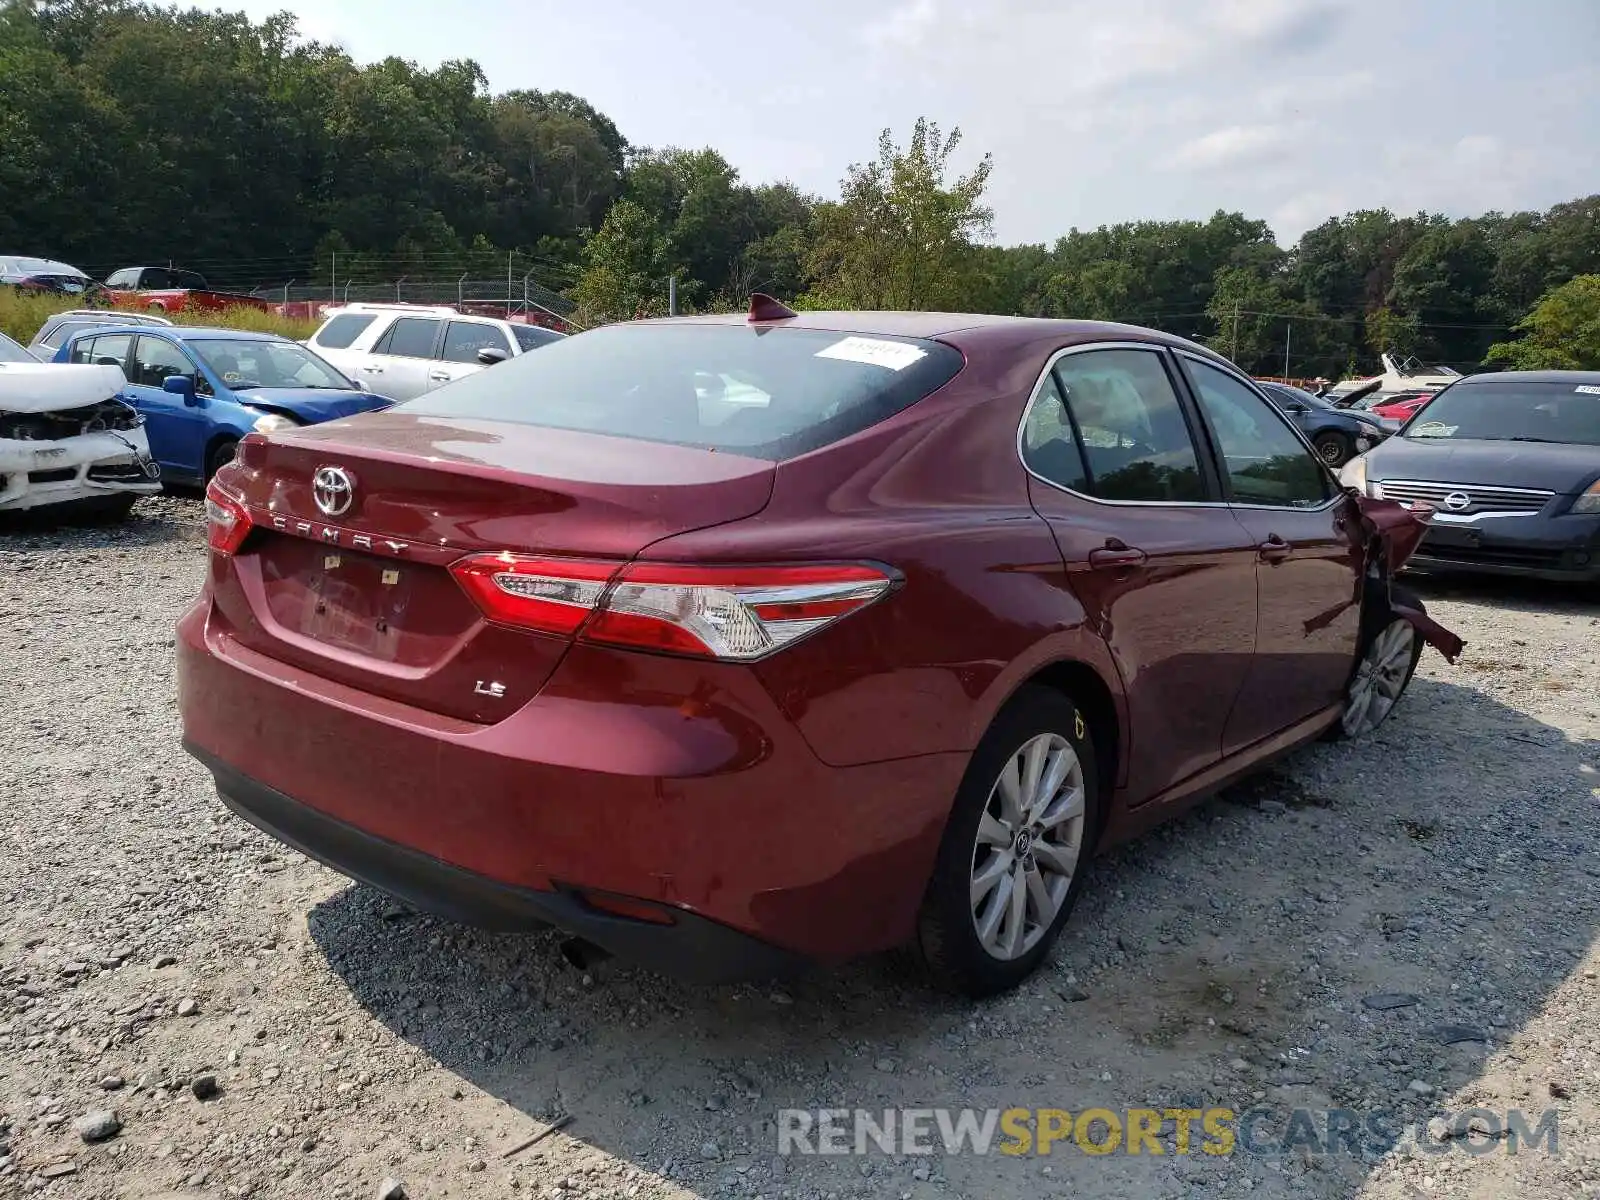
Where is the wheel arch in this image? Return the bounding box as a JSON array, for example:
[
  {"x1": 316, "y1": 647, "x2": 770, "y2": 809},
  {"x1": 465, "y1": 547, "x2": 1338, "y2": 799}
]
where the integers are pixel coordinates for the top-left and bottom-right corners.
[{"x1": 971, "y1": 649, "x2": 1126, "y2": 848}]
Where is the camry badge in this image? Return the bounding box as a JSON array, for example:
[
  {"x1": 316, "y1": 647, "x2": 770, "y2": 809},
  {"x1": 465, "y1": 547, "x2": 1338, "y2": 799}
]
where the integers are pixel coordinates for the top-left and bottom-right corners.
[{"x1": 312, "y1": 466, "x2": 355, "y2": 517}]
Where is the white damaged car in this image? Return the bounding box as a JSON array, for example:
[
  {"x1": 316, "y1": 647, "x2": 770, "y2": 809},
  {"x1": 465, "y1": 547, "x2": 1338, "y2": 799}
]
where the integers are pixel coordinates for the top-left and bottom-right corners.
[{"x1": 1, "y1": 332, "x2": 160, "y2": 519}]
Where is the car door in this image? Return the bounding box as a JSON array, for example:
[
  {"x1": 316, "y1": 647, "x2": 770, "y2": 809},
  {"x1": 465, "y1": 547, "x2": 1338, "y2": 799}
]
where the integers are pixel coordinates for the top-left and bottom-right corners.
[
  {"x1": 352, "y1": 316, "x2": 441, "y2": 400},
  {"x1": 1022, "y1": 343, "x2": 1263, "y2": 805},
  {"x1": 429, "y1": 320, "x2": 514, "y2": 391},
  {"x1": 126, "y1": 334, "x2": 211, "y2": 478},
  {"x1": 1177, "y1": 354, "x2": 1363, "y2": 752}
]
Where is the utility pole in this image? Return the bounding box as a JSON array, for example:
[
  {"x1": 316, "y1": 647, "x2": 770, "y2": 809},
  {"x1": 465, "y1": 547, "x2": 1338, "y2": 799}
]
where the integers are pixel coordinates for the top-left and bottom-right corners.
[
  {"x1": 668, "y1": 275, "x2": 678, "y2": 317},
  {"x1": 1283, "y1": 320, "x2": 1292, "y2": 380},
  {"x1": 507, "y1": 251, "x2": 514, "y2": 318},
  {"x1": 330, "y1": 252, "x2": 336, "y2": 303},
  {"x1": 1231, "y1": 300, "x2": 1240, "y2": 362}
]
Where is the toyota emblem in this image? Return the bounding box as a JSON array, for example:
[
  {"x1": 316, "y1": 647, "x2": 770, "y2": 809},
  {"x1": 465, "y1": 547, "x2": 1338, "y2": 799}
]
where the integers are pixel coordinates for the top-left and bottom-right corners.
[
  {"x1": 1442, "y1": 491, "x2": 1471, "y2": 512},
  {"x1": 312, "y1": 466, "x2": 355, "y2": 517}
]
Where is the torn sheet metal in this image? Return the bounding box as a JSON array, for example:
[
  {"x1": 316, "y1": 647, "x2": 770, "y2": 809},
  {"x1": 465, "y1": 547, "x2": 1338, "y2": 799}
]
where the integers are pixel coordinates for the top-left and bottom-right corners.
[
  {"x1": 0, "y1": 362, "x2": 161, "y2": 511},
  {"x1": 1352, "y1": 491, "x2": 1467, "y2": 663}
]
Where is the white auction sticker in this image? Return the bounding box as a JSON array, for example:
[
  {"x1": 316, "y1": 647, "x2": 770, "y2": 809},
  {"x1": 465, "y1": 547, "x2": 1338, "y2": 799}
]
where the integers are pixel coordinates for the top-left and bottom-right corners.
[
  {"x1": 815, "y1": 336, "x2": 927, "y2": 371},
  {"x1": 1574, "y1": 385, "x2": 1600, "y2": 395}
]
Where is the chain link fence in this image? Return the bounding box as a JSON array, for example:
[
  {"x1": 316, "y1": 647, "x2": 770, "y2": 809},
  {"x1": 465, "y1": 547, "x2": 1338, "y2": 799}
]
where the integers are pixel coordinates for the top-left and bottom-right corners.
[{"x1": 250, "y1": 276, "x2": 579, "y2": 329}]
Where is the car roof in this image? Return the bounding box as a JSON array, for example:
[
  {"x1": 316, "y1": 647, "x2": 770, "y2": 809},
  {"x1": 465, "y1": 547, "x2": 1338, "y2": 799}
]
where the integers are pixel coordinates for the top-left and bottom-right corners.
[
  {"x1": 63, "y1": 325, "x2": 288, "y2": 344},
  {"x1": 1457, "y1": 370, "x2": 1600, "y2": 386},
  {"x1": 164, "y1": 327, "x2": 287, "y2": 341},
  {"x1": 642, "y1": 310, "x2": 1227, "y2": 359}
]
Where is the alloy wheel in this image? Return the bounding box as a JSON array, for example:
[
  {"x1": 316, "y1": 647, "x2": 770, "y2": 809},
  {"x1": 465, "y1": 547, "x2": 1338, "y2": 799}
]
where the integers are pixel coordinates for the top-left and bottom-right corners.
[
  {"x1": 969, "y1": 732, "x2": 1086, "y2": 961},
  {"x1": 1342, "y1": 619, "x2": 1416, "y2": 737}
]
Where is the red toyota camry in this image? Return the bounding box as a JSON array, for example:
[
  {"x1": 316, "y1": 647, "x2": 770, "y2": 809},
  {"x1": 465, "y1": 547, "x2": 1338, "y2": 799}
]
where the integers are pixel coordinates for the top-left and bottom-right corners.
[{"x1": 178, "y1": 301, "x2": 1458, "y2": 996}]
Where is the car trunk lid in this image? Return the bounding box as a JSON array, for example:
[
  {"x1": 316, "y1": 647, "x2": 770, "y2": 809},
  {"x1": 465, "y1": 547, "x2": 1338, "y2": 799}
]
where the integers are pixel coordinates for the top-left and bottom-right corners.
[{"x1": 208, "y1": 411, "x2": 775, "y2": 721}]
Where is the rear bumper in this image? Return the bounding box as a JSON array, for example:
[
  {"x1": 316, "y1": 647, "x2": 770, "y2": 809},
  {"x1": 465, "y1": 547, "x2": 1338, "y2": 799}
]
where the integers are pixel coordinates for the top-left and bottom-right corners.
[
  {"x1": 177, "y1": 599, "x2": 965, "y2": 978},
  {"x1": 1410, "y1": 514, "x2": 1600, "y2": 583},
  {"x1": 191, "y1": 745, "x2": 806, "y2": 982}
]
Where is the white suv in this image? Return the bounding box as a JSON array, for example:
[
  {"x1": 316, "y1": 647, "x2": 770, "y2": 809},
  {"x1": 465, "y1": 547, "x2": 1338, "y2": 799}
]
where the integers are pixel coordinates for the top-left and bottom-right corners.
[{"x1": 305, "y1": 304, "x2": 565, "y2": 401}]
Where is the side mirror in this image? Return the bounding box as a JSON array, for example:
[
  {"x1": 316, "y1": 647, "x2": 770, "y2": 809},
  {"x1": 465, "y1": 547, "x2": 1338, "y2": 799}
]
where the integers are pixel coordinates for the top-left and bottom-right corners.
[
  {"x1": 476, "y1": 347, "x2": 508, "y2": 366},
  {"x1": 353, "y1": 378, "x2": 370, "y2": 393},
  {"x1": 1285, "y1": 401, "x2": 1309, "y2": 414},
  {"x1": 162, "y1": 374, "x2": 199, "y2": 405}
]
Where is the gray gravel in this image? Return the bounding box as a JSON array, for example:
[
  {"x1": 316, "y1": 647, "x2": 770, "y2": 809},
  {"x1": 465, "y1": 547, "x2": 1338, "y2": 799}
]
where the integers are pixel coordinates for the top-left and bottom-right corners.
[{"x1": 2, "y1": 495, "x2": 1598, "y2": 1198}]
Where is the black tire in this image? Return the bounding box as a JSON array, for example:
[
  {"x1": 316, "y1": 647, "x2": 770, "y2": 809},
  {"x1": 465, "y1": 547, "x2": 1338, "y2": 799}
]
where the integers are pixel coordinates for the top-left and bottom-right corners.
[
  {"x1": 205, "y1": 439, "x2": 238, "y2": 481},
  {"x1": 915, "y1": 686, "x2": 1100, "y2": 997},
  {"x1": 1326, "y1": 583, "x2": 1425, "y2": 741},
  {"x1": 1313, "y1": 431, "x2": 1355, "y2": 468}
]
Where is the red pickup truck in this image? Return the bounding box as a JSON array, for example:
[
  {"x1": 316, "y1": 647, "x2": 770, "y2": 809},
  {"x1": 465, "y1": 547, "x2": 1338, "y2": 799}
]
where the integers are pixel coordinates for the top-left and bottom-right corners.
[{"x1": 103, "y1": 267, "x2": 271, "y2": 314}]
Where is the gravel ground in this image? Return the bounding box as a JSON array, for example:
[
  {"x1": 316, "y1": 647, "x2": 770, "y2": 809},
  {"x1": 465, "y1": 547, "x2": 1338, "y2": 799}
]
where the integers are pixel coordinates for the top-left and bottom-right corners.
[{"x1": 2, "y1": 495, "x2": 1598, "y2": 1200}]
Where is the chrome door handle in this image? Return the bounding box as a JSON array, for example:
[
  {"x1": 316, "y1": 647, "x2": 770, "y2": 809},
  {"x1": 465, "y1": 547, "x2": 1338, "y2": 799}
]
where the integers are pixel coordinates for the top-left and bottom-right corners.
[
  {"x1": 428, "y1": 371, "x2": 451, "y2": 382},
  {"x1": 1088, "y1": 538, "x2": 1148, "y2": 569},
  {"x1": 362, "y1": 365, "x2": 384, "y2": 374},
  {"x1": 1258, "y1": 535, "x2": 1292, "y2": 564}
]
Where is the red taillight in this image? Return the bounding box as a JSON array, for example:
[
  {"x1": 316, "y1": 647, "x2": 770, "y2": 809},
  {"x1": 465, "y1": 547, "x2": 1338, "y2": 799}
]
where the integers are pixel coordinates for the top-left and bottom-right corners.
[
  {"x1": 204, "y1": 479, "x2": 251, "y2": 554},
  {"x1": 448, "y1": 555, "x2": 894, "y2": 659},
  {"x1": 449, "y1": 555, "x2": 620, "y2": 636}
]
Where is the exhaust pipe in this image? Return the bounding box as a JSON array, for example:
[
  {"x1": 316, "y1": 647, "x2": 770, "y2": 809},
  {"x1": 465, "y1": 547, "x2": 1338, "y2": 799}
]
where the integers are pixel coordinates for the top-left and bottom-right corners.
[{"x1": 559, "y1": 937, "x2": 611, "y2": 972}]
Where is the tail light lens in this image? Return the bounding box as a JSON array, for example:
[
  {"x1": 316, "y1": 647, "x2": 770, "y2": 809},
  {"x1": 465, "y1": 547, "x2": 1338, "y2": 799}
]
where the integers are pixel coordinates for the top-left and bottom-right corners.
[
  {"x1": 449, "y1": 555, "x2": 894, "y2": 660},
  {"x1": 449, "y1": 555, "x2": 618, "y2": 636},
  {"x1": 204, "y1": 479, "x2": 252, "y2": 554}
]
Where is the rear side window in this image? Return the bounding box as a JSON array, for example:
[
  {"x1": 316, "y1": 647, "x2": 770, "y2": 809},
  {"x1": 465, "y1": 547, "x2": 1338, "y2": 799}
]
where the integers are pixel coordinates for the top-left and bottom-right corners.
[
  {"x1": 0, "y1": 332, "x2": 33, "y2": 363},
  {"x1": 77, "y1": 333, "x2": 132, "y2": 368},
  {"x1": 1032, "y1": 348, "x2": 1208, "y2": 503},
  {"x1": 400, "y1": 325, "x2": 965, "y2": 460},
  {"x1": 373, "y1": 317, "x2": 441, "y2": 359},
  {"x1": 314, "y1": 313, "x2": 376, "y2": 350}
]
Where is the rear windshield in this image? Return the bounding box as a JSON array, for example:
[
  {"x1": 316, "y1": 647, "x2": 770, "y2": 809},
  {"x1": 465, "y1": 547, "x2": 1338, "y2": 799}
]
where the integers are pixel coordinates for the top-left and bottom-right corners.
[
  {"x1": 1405, "y1": 381, "x2": 1600, "y2": 446},
  {"x1": 399, "y1": 324, "x2": 965, "y2": 460}
]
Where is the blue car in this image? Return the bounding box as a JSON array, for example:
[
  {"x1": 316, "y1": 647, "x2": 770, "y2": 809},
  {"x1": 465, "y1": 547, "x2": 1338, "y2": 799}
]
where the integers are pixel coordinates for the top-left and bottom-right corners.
[{"x1": 52, "y1": 326, "x2": 392, "y2": 482}]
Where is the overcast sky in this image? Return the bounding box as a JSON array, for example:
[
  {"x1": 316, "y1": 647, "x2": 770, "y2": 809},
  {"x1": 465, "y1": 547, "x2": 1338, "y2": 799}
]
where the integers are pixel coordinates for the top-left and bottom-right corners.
[{"x1": 220, "y1": 0, "x2": 1597, "y2": 246}]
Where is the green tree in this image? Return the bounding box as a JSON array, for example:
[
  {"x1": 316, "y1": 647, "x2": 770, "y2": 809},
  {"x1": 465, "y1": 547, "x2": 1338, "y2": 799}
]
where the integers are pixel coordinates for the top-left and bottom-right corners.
[
  {"x1": 1486, "y1": 275, "x2": 1600, "y2": 370},
  {"x1": 803, "y1": 119, "x2": 993, "y2": 310},
  {"x1": 1204, "y1": 266, "x2": 1333, "y2": 376},
  {"x1": 572, "y1": 199, "x2": 681, "y2": 322}
]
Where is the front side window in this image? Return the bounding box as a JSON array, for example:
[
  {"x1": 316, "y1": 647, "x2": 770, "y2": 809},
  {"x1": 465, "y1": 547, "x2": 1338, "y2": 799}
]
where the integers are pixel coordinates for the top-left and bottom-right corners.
[
  {"x1": 313, "y1": 313, "x2": 376, "y2": 350},
  {"x1": 440, "y1": 321, "x2": 512, "y2": 364},
  {"x1": 374, "y1": 317, "x2": 441, "y2": 359},
  {"x1": 1038, "y1": 348, "x2": 1208, "y2": 503},
  {"x1": 1185, "y1": 360, "x2": 1331, "y2": 507},
  {"x1": 132, "y1": 336, "x2": 198, "y2": 389},
  {"x1": 512, "y1": 324, "x2": 564, "y2": 352}
]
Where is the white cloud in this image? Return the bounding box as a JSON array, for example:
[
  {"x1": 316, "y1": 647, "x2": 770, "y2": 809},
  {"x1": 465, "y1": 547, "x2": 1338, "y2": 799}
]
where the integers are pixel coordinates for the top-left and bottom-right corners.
[
  {"x1": 862, "y1": 0, "x2": 941, "y2": 49},
  {"x1": 1172, "y1": 124, "x2": 1296, "y2": 170}
]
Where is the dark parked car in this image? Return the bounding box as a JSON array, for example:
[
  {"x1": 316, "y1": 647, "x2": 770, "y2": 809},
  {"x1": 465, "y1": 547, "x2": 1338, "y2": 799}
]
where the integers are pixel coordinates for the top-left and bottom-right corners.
[
  {"x1": 1342, "y1": 370, "x2": 1600, "y2": 582},
  {"x1": 179, "y1": 305, "x2": 1459, "y2": 996},
  {"x1": 0, "y1": 255, "x2": 100, "y2": 295},
  {"x1": 1258, "y1": 382, "x2": 1395, "y2": 466}
]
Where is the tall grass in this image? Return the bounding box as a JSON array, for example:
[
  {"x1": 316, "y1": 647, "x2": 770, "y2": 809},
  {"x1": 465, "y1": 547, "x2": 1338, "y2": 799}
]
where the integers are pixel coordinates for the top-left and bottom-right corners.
[{"x1": 0, "y1": 290, "x2": 318, "y2": 348}]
